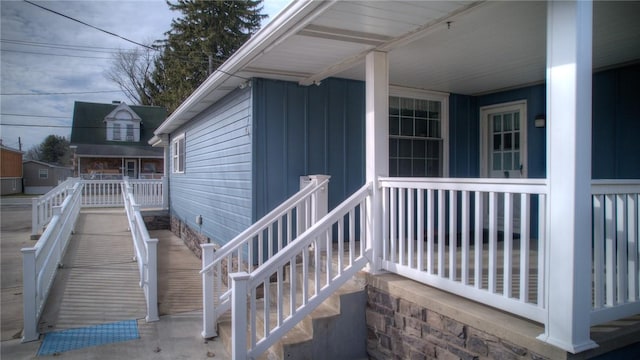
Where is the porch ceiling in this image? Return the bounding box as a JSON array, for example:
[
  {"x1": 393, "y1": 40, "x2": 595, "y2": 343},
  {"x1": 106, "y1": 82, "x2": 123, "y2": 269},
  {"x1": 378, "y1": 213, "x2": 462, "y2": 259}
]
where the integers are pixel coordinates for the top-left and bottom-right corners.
[
  {"x1": 155, "y1": 0, "x2": 640, "y2": 137},
  {"x1": 244, "y1": 0, "x2": 640, "y2": 95}
]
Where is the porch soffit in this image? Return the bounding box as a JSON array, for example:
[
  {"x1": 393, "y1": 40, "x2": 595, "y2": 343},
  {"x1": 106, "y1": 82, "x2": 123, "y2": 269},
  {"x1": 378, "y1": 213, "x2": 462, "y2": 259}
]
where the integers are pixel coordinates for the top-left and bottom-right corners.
[{"x1": 155, "y1": 0, "x2": 639, "y2": 139}]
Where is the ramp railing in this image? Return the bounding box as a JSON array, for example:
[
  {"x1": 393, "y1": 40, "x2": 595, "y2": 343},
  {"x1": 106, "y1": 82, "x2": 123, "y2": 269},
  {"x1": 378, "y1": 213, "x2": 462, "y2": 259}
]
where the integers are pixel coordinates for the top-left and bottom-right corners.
[
  {"x1": 122, "y1": 179, "x2": 159, "y2": 322},
  {"x1": 21, "y1": 181, "x2": 83, "y2": 342},
  {"x1": 31, "y1": 178, "x2": 80, "y2": 238}
]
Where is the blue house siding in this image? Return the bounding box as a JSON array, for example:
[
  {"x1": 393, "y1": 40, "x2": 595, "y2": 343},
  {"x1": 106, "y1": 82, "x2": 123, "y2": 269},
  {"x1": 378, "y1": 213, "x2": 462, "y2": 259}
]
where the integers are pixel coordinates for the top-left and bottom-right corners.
[
  {"x1": 170, "y1": 87, "x2": 253, "y2": 246},
  {"x1": 252, "y1": 78, "x2": 365, "y2": 220},
  {"x1": 448, "y1": 63, "x2": 640, "y2": 180},
  {"x1": 592, "y1": 64, "x2": 640, "y2": 179}
]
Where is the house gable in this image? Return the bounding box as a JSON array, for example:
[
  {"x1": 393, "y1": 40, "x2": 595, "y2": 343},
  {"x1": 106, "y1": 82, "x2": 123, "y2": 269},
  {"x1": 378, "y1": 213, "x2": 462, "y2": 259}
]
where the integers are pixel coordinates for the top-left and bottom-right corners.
[{"x1": 104, "y1": 103, "x2": 142, "y2": 142}]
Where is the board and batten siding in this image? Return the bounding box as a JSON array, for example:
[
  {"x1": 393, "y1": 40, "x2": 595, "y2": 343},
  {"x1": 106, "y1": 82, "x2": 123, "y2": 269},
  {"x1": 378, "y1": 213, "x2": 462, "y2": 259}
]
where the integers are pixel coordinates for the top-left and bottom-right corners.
[
  {"x1": 170, "y1": 87, "x2": 253, "y2": 246},
  {"x1": 252, "y1": 78, "x2": 366, "y2": 221}
]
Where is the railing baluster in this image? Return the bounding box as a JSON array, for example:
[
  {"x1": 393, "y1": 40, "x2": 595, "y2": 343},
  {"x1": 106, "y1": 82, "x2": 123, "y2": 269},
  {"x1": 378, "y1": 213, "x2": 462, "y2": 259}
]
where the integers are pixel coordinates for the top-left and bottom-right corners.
[
  {"x1": 407, "y1": 188, "x2": 414, "y2": 269},
  {"x1": 426, "y1": 189, "x2": 434, "y2": 274},
  {"x1": 605, "y1": 194, "x2": 616, "y2": 306},
  {"x1": 461, "y1": 190, "x2": 470, "y2": 285},
  {"x1": 449, "y1": 190, "x2": 457, "y2": 281},
  {"x1": 390, "y1": 188, "x2": 397, "y2": 263},
  {"x1": 628, "y1": 194, "x2": 638, "y2": 301},
  {"x1": 593, "y1": 194, "x2": 605, "y2": 308},
  {"x1": 520, "y1": 193, "x2": 531, "y2": 303},
  {"x1": 503, "y1": 192, "x2": 513, "y2": 298},
  {"x1": 438, "y1": 189, "x2": 445, "y2": 277},
  {"x1": 488, "y1": 191, "x2": 498, "y2": 293},
  {"x1": 616, "y1": 194, "x2": 628, "y2": 304},
  {"x1": 417, "y1": 189, "x2": 424, "y2": 272}
]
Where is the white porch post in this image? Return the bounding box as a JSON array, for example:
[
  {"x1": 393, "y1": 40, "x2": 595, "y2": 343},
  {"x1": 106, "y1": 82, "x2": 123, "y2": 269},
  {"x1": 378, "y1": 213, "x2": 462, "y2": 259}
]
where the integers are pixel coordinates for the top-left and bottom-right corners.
[
  {"x1": 539, "y1": 0, "x2": 597, "y2": 353},
  {"x1": 365, "y1": 51, "x2": 389, "y2": 272}
]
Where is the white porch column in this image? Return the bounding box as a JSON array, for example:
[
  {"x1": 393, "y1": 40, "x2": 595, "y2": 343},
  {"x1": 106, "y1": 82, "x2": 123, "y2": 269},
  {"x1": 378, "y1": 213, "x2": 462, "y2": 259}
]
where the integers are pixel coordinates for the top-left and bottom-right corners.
[
  {"x1": 539, "y1": 0, "x2": 597, "y2": 353},
  {"x1": 365, "y1": 51, "x2": 389, "y2": 271}
]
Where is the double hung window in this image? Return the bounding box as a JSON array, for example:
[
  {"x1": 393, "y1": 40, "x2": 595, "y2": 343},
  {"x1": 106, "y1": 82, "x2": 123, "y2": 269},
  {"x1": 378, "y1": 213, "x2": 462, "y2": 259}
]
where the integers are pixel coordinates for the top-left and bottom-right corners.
[
  {"x1": 172, "y1": 134, "x2": 185, "y2": 173},
  {"x1": 389, "y1": 88, "x2": 448, "y2": 177}
]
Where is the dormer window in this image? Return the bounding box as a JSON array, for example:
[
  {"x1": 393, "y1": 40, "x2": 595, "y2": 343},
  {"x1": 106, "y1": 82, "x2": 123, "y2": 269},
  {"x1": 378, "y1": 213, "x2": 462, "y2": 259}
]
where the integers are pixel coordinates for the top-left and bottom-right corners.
[
  {"x1": 113, "y1": 123, "x2": 122, "y2": 140},
  {"x1": 104, "y1": 103, "x2": 142, "y2": 142}
]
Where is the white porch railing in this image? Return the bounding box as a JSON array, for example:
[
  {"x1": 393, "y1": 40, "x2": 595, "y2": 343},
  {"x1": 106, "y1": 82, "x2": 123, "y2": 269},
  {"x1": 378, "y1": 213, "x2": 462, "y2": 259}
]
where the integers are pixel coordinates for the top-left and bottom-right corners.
[
  {"x1": 591, "y1": 180, "x2": 640, "y2": 325},
  {"x1": 231, "y1": 182, "x2": 372, "y2": 359},
  {"x1": 31, "y1": 178, "x2": 80, "y2": 238},
  {"x1": 122, "y1": 179, "x2": 159, "y2": 322},
  {"x1": 200, "y1": 175, "x2": 330, "y2": 338},
  {"x1": 80, "y1": 178, "x2": 165, "y2": 209},
  {"x1": 21, "y1": 181, "x2": 83, "y2": 342},
  {"x1": 379, "y1": 177, "x2": 549, "y2": 323}
]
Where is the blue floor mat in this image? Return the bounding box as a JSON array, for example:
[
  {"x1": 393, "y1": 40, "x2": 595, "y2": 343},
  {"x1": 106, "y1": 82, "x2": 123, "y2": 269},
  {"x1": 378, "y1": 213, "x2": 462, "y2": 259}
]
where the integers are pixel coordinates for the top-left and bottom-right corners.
[{"x1": 38, "y1": 319, "x2": 139, "y2": 356}]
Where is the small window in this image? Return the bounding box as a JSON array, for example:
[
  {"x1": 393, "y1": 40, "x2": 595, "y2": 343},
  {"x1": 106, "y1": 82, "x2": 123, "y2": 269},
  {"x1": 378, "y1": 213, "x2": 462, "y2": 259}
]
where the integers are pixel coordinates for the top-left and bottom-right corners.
[
  {"x1": 172, "y1": 134, "x2": 185, "y2": 173},
  {"x1": 39, "y1": 169, "x2": 48, "y2": 179},
  {"x1": 126, "y1": 124, "x2": 134, "y2": 141},
  {"x1": 113, "y1": 123, "x2": 121, "y2": 140}
]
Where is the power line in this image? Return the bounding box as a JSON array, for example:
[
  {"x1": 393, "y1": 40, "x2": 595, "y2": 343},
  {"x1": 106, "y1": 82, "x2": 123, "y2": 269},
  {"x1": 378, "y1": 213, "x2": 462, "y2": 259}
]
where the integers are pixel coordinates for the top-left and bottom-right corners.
[
  {"x1": 23, "y1": 0, "x2": 157, "y2": 51},
  {"x1": 0, "y1": 123, "x2": 71, "y2": 128},
  {"x1": 1, "y1": 48, "x2": 113, "y2": 60},
  {"x1": 1, "y1": 113, "x2": 68, "y2": 119},
  {"x1": 1, "y1": 90, "x2": 123, "y2": 96},
  {"x1": 1, "y1": 38, "x2": 128, "y2": 52}
]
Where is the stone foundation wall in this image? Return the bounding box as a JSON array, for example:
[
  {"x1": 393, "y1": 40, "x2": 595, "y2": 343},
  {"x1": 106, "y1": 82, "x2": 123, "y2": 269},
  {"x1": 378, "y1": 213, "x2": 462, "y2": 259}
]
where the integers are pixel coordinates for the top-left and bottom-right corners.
[
  {"x1": 170, "y1": 215, "x2": 212, "y2": 259},
  {"x1": 366, "y1": 287, "x2": 548, "y2": 360}
]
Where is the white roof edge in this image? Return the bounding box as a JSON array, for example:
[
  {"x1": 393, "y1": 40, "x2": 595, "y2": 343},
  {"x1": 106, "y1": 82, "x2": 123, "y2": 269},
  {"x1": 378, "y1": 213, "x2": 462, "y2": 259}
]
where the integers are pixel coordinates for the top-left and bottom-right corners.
[{"x1": 154, "y1": 0, "x2": 336, "y2": 136}]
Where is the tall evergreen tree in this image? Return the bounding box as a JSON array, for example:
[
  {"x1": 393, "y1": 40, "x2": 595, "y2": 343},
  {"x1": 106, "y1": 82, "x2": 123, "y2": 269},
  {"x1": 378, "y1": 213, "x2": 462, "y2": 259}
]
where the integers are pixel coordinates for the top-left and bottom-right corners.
[{"x1": 150, "y1": 0, "x2": 266, "y2": 113}]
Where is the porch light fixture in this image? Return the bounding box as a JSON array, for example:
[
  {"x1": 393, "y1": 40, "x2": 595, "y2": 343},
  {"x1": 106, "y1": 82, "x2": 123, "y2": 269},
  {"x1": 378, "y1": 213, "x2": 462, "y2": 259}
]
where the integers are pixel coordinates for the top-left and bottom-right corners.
[{"x1": 534, "y1": 114, "x2": 546, "y2": 128}]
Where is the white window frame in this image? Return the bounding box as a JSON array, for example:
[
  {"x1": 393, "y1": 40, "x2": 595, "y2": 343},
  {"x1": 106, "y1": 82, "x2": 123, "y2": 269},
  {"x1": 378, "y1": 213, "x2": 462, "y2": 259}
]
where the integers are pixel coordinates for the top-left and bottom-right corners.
[
  {"x1": 112, "y1": 123, "x2": 122, "y2": 141},
  {"x1": 172, "y1": 134, "x2": 185, "y2": 174},
  {"x1": 389, "y1": 86, "x2": 449, "y2": 177},
  {"x1": 39, "y1": 169, "x2": 49, "y2": 179}
]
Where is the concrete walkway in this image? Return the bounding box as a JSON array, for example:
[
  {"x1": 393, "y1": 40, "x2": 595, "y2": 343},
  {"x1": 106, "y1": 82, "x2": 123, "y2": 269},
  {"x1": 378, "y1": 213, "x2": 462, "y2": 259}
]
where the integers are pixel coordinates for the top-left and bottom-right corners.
[{"x1": 1, "y1": 207, "x2": 229, "y2": 359}]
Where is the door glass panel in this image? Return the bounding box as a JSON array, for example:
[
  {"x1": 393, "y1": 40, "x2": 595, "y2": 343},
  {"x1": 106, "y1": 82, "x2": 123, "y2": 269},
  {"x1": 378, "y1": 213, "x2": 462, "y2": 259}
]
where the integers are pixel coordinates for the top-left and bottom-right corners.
[
  {"x1": 492, "y1": 153, "x2": 502, "y2": 170},
  {"x1": 504, "y1": 152, "x2": 512, "y2": 170},
  {"x1": 493, "y1": 134, "x2": 501, "y2": 151},
  {"x1": 504, "y1": 133, "x2": 512, "y2": 150},
  {"x1": 514, "y1": 132, "x2": 520, "y2": 150},
  {"x1": 514, "y1": 152, "x2": 520, "y2": 171},
  {"x1": 514, "y1": 112, "x2": 520, "y2": 130}
]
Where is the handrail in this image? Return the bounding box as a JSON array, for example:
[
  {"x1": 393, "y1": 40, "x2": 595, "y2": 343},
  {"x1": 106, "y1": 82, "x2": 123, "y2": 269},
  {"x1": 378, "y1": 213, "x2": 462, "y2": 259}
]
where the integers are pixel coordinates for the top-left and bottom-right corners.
[
  {"x1": 22, "y1": 181, "x2": 83, "y2": 342},
  {"x1": 232, "y1": 182, "x2": 372, "y2": 358},
  {"x1": 201, "y1": 176, "x2": 330, "y2": 275},
  {"x1": 31, "y1": 178, "x2": 80, "y2": 238},
  {"x1": 200, "y1": 175, "x2": 330, "y2": 338},
  {"x1": 122, "y1": 179, "x2": 159, "y2": 322}
]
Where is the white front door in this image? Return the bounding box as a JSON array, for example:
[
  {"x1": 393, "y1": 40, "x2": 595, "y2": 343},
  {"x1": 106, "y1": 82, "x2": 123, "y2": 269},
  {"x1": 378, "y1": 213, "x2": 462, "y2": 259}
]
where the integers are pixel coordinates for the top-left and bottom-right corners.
[{"x1": 480, "y1": 101, "x2": 527, "y2": 231}]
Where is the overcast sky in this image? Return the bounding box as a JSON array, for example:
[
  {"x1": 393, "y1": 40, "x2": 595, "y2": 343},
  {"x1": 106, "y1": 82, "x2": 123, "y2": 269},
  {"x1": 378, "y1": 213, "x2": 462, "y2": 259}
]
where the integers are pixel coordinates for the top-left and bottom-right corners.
[{"x1": 0, "y1": 0, "x2": 291, "y2": 153}]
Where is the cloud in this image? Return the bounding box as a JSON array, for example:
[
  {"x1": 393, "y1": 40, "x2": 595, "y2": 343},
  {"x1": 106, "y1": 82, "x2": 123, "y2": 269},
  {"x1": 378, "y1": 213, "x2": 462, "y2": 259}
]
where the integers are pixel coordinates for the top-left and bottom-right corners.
[{"x1": 1, "y1": 0, "x2": 290, "y2": 152}]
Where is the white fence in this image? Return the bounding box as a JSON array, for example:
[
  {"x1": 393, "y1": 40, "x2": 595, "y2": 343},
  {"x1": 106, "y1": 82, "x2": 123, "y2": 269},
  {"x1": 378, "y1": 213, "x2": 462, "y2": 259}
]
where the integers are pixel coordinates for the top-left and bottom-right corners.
[
  {"x1": 379, "y1": 177, "x2": 549, "y2": 323},
  {"x1": 200, "y1": 175, "x2": 330, "y2": 338},
  {"x1": 591, "y1": 180, "x2": 640, "y2": 325},
  {"x1": 122, "y1": 180, "x2": 159, "y2": 322},
  {"x1": 22, "y1": 181, "x2": 83, "y2": 342},
  {"x1": 81, "y1": 178, "x2": 165, "y2": 209},
  {"x1": 230, "y1": 182, "x2": 371, "y2": 358},
  {"x1": 31, "y1": 178, "x2": 79, "y2": 238}
]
